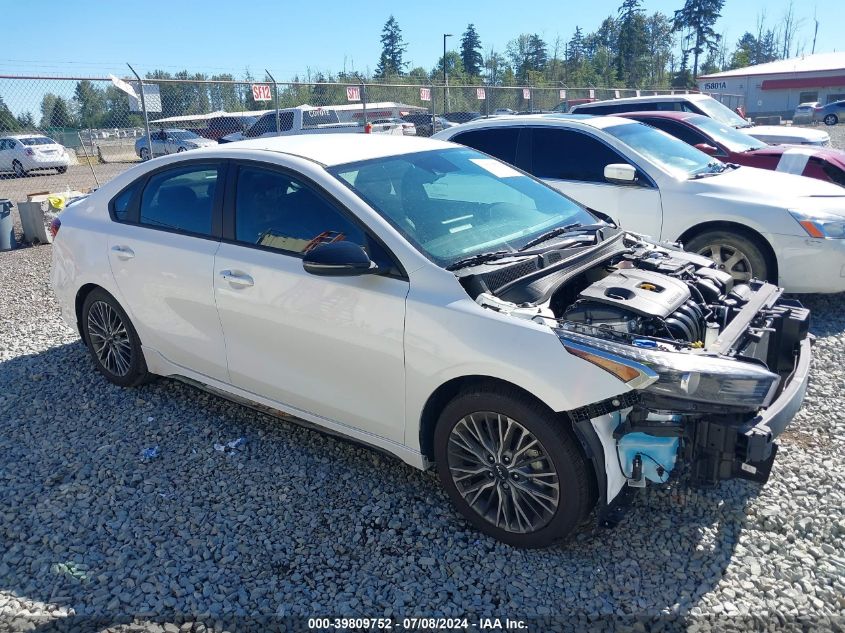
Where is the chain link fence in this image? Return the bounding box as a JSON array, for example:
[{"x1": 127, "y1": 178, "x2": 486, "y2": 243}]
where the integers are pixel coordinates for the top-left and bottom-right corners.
[{"x1": 0, "y1": 73, "x2": 742, "y2": 201}]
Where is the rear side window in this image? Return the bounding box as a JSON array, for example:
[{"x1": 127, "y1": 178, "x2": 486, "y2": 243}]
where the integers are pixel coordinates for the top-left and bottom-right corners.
[
  {"x1": 530, "y1": 128, "x2": 629, "y2": 183},
  {"x1": 245, "y1": 112, "x2": 294, "y2": 137},
  {"x1": 234, "y1": 165, "x2": 365, "y2": 255},
  {"x1": 139, "y1": 164, "x2": 219, "y2": 236},
  {"x1": 111, "y1": 182, "x2": 141, "y2": 221},
  {"x1": 643, "y1": 119, "x2": 709, "y2": 147},
  {"x1": 451, "y1": 128, "x2": 520, "y2": 165}
]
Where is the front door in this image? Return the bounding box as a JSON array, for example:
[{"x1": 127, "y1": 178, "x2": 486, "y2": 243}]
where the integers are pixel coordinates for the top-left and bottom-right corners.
[
  {"x1": 527, "y1": 127, "x2": 664, "y2": 240},
  {"x1": 213, "y1": 162, "x2": 409, "y2": 442},
  {"x1": 107, "y1": 160, "x2": 229, "y2": 382}
]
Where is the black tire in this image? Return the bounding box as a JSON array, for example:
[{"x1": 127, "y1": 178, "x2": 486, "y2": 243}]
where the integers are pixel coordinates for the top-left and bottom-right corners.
[
  {"x1": 685, "y1": 229, "x2": 772, "y2": 284},
  {"x1": 824, "y1": 114, "x2": 838, "y2": 126},
  {"x1": 177, "y1": 146, "x2": 187, "y2": 152},
  {"x1": 139, "y1": 147, "x2": 150, "y2": 161},
  {"x1": 81, "y1": 288, "x2": 153, "y2": 387},
  {"x1": 56, "y1": 166, "x2": 67, "y2": 174},
  {"x1": 433, "y1": 385, "x2": 593, "y2": 547},
  {"x1": 12, "y1": 160, "x2": 26, "y2": 177}
]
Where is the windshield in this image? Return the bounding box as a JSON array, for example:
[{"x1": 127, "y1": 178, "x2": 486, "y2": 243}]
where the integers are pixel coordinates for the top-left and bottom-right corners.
[
  {"x1": 168, "y1": 130, "x2": 200, "y2": 140},
  {"x1": 688, "y1": 115, "x2": 767, "y2": 152},
  {"x1": 605, "y1": 122, "x2": 719, "y2": 179},
  {"x1": 694, "y1": 97, "x2": 751, "y2": 128},
  {"x1": 20, "y1": 136, "x2": 56, "y2": 146},
  {"x1": 302, "y1": 109, "x2": 341, "y2": 126},
  {"x1": 329, "y1": 148, "x2": 597, "y2": 267}
]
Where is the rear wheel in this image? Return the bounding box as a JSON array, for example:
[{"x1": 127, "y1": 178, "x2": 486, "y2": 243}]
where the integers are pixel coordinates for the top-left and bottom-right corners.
[
  {"x1": 56, "y1": 166, "x2": 67, "y2": 174},
  {"x1": 82, "y1": 288, "x2": 152, "y2": 387},
  {"x1": 685, "y1": 230, "x2": 771, "y2": 284},
  {"x1": 433, "y1": 386, "x2": 593, "y2": 547},
  {"x1": 12, "y1": 160, "x2": 26, "y2": 177},
  {"x1": 824, "y1": 114, "x2": 838, "y2": 126},
  {"x1": 139, "y1": 146, "x2": 150, "y2": 161},
  {"x1": 177, "y1": 146, "x2": 187, "y2": 152}
]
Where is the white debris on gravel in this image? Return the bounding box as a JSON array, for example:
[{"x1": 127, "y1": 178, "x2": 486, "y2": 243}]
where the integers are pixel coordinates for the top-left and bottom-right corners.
[{"x1": 0, "y1": 245, "x2": 843, "y2": 631}]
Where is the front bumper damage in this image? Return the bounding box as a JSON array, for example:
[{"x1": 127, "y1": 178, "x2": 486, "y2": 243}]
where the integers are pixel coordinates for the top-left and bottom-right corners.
[{"x1": 566, "y1": 287, "x2": 813, "y2": 526}]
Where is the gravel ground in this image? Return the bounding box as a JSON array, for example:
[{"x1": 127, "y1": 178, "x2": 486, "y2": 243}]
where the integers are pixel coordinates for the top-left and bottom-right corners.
[
  {"x1": 795, "y1": 121, "x2": 845, "y2": 150},
  {"x1": 0, "y1": 247, "x2": 843, "y2": 631}
]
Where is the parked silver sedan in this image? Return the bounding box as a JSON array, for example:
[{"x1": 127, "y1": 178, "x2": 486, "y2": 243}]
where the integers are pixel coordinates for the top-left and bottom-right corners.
[
  {"x1": 135, "y1": 129, "x2": 216, "y2": 160},
  {"x1": 815, "y1": 100, "x2": 845, "y2": 126}
]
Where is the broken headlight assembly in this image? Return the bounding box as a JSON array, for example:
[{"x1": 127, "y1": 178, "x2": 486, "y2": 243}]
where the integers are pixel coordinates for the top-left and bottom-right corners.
[{"x1": 557, "y1": 329, "x2": 780, "y2": 410}]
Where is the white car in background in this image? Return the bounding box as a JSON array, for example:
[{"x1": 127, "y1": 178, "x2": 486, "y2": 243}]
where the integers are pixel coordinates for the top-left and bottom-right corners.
[
  {"x1": 571, "y1": 93, "x2": 831, "y2": 147},
  {"x1": 434, "y1": 114, "x2": 845, "y2": 293},
  {"x1": 0, "y1": 134, "x2": 70, "y2": 176},
  {"x1": 370, "y1": 117, "x2": 417, "y2": 135},
  {"x1": 50, "y1": 135, "x2": 811, "y2": 547}
]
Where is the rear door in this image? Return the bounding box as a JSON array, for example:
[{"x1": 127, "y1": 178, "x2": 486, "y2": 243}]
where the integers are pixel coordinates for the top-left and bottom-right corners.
[
  {"x1": 107, "y1": 160, "x2": 230, "y2": 382},
  {"x1": 526, "y1": 127, "x2": 664, "y2": 238},
  {"x1": 213, "y1": 161, "x2": 409, "y2": 442}
]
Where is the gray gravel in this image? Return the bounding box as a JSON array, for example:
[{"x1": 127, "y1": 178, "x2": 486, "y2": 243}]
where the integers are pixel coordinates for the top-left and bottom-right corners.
[{"x1": 0, "y1": 245, "x2": 844, "y2": 631}]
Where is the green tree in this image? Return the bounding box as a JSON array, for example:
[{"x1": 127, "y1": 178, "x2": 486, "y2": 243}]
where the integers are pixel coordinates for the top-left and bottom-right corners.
[
  {"x1": 49, "y1": 97, "x2": 73, "y2": 128},
  {"x1": 646, "y1": 13, "x2": 674, "y2": 86},
  {"x1": 16, "y1": 111, "x2": 35, "y2": 130},
  {"x1": 673, "y1": 0, "x2": 725, "y2": 80},
  {"x1": 73, "y1": 80, "x2": 105, "y2": 128},
  {"x1": 506, "y1": 34, "x2": 547, "y2": 83},
  {"x1": 39, "y1": 93, "x2": 58, "y2": 128},
  {"x1": 0, "y1": 95, "x2": 19, "y2": 133},
  {"x1": 460, "y1": 24, "x2": 484, "y2": 77},
  {"x1": 616, "y1": 0, "x2": 649, "y2": 86},
  {"x1": 375, "y1": 16, "x2": 407, "y2": 78}
]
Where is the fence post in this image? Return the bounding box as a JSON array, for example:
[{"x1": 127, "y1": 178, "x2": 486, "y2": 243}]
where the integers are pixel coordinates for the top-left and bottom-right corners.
[
  {"x1": 76, "y1": 131, "x2": 100, "y2": 188},
  {"x1": 265, "y1": 69, "x2": 280, "y2": 134},
  {"x1": 360, "y1": 83, "x2": 368, "y2": 128},
  {"x1": 127, "y1": 63, "x2": 152, "y2": 160}
]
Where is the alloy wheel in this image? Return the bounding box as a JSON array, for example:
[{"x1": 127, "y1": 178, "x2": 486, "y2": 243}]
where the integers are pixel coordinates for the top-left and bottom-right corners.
[
  {"x1": 824, "y1": 114, "x2": 838, "y2": 126},
  {"x1": 86, "y1": 300, "x2": 133, "y2": 376},
  {"x1": 140, "y1": 147, "x2": 150, "y2": 160},
  {"x1": 446, "y1": 411, "x2": 560, "y2": 534},
  {"x1": 696, "y1": 243, "x2": 753, "y2": 282}
]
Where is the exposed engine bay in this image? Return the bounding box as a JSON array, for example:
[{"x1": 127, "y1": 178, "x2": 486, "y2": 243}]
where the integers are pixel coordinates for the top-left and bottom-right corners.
[{"x1": 457, "y1": 230, "x2": 812, "y2": 512}]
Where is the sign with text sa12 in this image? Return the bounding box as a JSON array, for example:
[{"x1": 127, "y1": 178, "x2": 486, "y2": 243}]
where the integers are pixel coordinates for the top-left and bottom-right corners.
[
  {"x1": 346, "y1": 86, "x2": 361, "y2": 101},
  {"x1": 251, "y1": 84, "x2": 272, "y2": 102}
]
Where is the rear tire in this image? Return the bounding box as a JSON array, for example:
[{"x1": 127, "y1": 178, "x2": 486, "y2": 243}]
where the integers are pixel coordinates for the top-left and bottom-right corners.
[
  {"x1": 12, "y1": 160, "x2": 26, "y2": 177},
  {"x1": 685, "y1": 229, "x2": 772, "y2": 284},
  {"x1": 139, "y1": 147, "x2": 150, "y2": 161},
  {"x1": 824, "y1": 114, "x2": 838, "y2": 126},
  {"x1": 56, "y1": 166, "x2": 67, "y2": 174},
  {"x1": 81, "y1": 288, "x2": 153, "y2": 387},
  {"x1": 433, "y1": 385, "x2": 593, "y2": 547}
]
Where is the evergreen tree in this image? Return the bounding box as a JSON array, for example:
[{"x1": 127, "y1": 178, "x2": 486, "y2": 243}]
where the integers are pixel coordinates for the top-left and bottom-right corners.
[
  {"x1": 616, "y1": 0, "x2": 649, "y2": 86},
  {"x1": 39, "y1": 93, "x2": 58, "y2": 128},
  {"x1": 49, "y1": 97, "x2": 73, "y2": 128},
  {"x1": 526, "y1": 35, "x2": 549, "y2": 74},
  {"x1": 0, "y1": 95, "x2": 19, "y2": 133},
  {"x1": 73, "y1": 80, "x2": 105, "y2": 129},
  {"x1": 460, "y1": 24, "x2": 483, "y2": 77},
  {"x1": 672, "y1": 0, "x2": 725, "y2": 80},
  {"x1": 16, "y1": 111, "x2": 35, "y2": 130},
  {"x1": 375, "y1": 16, "x2": 407, "y2": 78}
]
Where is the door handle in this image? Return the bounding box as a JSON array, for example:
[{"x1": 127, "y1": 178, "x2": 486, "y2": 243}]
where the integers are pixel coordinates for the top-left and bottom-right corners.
[
  {"x1": 110, "y1": 245, "x2": 135, "y2": 260},
  {"x1": 220, "y1": 270, "x2": 254, "y2": 288}
]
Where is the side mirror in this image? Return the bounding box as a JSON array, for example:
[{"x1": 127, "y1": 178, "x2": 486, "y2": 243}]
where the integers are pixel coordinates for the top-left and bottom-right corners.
[
  {"x1": 604, "y1": 163, "x2": 638, "y2": 185},
  {"x1": 302, "y1": 241, "x2": 379, "y2": 277},
  {"x1": 694, "y1": 142, "x2": 719, "y2": 156}
]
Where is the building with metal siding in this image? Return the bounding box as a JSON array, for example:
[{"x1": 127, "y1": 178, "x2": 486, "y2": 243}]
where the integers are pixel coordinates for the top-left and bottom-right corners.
[{"x1": 698, "y1": 52, "x2": 845, "y2": 118}]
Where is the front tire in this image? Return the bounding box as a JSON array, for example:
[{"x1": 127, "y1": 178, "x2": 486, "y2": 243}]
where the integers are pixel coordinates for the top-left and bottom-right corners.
[
  {"x1": 824, "y1": 114, "x2": 838, "y2": 126},
  {"x1": 56, "y1": 166, "x2": 67, "y2": 174},
  {"x1": 433, "y1": 386, "x2": 593, "y2": 547},
  {"x1": 177, "y1": 146, "x2": 187, "y2": 153},
  {"x1": 685, "y1": 229, "x2": 771, "y2": 284},
  {"x1": 82, "y1": 288, "x2": 152, "y2": 387},
  {"x1": 139, "y1": 147, "x2": 150, "y2": 161}
]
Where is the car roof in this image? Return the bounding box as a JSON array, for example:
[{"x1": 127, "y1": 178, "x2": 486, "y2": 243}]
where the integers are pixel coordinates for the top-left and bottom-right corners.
[
  {"x1": 5, "y1": 134, "x2": 51, "y2": 139},
  {"x1": 440, "y1": 113, "x2": 638, "y2": 132},
  {"x1": 577, "y1": 93, "x2": 708, "y2": 107},
  {"x1": 619, "y1": 110, "x2": 698, "y2": 121},
  {"x1": 222, "y1": 133, "x2": 456, "y2": 166}
]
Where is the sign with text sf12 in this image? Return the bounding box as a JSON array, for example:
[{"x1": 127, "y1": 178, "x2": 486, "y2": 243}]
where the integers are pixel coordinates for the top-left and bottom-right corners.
[{"x1": 251, "y1": 84, "x2": 272, "y2": 102}]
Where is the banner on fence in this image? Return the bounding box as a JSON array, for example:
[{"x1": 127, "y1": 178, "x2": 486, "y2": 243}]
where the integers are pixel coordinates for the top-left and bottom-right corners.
[
  {"x1": 127, "y1": 82, "x2": 161, "y2": 113},
  {"x1": 420, "y1": 87, "x2": 431, "y2": 102},
  {"x1": 251, "y1": 84, "x2": 272, "y2": 102},
  {"x1": 614, "y1": 90, "x2": 620, "y2": 98},
  {"x1": 109, "y1": 75, "x2": 136, "y2": 99},
  {"x1": 522, "y1": 88, "x2": 530, "y2": 100},
  {"x1": 346, "y1": 86, "x2": 361, "y2": 101},
  {"x1": 476, "y1": 88, "x2": 486, "y2": 100},
  {"x1": 589, "y1": 89, "x2": 595, "y2": 99},
  {"x1": 636, "y1": 89, "x2": 641, "y2": 97},
  {"x1": 559, "y1": 89, "x2": 566, "y2": 100}
]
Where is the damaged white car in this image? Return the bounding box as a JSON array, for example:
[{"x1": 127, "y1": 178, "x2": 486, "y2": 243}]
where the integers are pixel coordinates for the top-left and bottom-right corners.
[{"x1": 51, "y1": 135, "x2": 812, "y2": 547}]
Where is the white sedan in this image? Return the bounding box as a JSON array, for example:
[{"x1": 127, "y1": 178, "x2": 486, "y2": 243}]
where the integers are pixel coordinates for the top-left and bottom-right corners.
[
  {"x1": 51, "y1": 135, "x2": 812, "y2": 546},
  {"x1": 0, "y1": 134, "x2": 70, "y2": 176},
  {"x1": 434, "y1": 115, "x2": 845, "y2": 293}
]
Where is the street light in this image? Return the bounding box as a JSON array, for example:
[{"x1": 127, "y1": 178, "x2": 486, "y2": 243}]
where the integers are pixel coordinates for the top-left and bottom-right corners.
[{"x1": 443, "y1": 33, "x2": 453, "y2": 115}]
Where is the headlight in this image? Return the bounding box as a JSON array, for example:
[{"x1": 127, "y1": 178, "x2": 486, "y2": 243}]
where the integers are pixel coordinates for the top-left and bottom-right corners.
[
  {"x1": 790, "y1": 209, "x2": 845, "y2": 239},
  {"x1": 558, "y1": 329, "x2": 779, "y2": 409}
]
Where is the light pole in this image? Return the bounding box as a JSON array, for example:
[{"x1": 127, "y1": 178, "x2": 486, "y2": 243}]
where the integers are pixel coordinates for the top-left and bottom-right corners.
[{"x1": 443, "y1": 33, "x2": 453, "y2": 115}]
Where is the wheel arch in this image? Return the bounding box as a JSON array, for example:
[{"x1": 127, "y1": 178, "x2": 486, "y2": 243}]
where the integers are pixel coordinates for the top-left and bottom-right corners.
[{"x1": 677, "y1": 220, "x2": 779, "y2": 283}]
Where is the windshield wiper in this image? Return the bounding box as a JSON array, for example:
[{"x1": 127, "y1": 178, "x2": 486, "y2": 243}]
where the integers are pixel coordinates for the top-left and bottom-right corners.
[
  {"x1": 445, "y1": 250, "x2": 520, "y2": 271},
  {"x1": 518, "y1": 223, "x2": 608, "y2": 251},
  {"x1": 690, "y1": 161, "x2": 730, "y2": 179}
]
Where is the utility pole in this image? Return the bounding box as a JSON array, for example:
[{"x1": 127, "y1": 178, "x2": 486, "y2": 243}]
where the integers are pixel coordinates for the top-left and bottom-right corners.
[{"x1": 443, "y1": 33, "x2": 453, "y2": 115}]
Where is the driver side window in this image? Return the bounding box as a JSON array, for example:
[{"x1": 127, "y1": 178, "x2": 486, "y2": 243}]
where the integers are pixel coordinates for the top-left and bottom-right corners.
[{"x1": 529, "y1": 128, "x2": 631, "y2": 183}]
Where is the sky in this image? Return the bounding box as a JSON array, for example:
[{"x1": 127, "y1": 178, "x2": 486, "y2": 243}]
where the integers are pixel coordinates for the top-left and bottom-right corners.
[{"x1": 0, "y1": 0, "x2": 837, "y2": 114}]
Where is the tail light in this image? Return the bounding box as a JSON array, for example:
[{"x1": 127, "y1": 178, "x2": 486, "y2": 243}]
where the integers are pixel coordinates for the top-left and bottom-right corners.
[
  {"x1": 364, "y1": 123, "x2": 372, "y2": 134},
  {"x1": 49, "y1": 216, "x2": 61, "y2": 238},
  {"x1": 25, "y1": 148, "x2": 34, "y2": 156}
]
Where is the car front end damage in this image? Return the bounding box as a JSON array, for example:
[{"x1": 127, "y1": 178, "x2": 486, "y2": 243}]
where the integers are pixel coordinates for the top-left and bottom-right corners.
[{"x1": 459, "y1": 230, "x2": 812, "y2": 524}]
